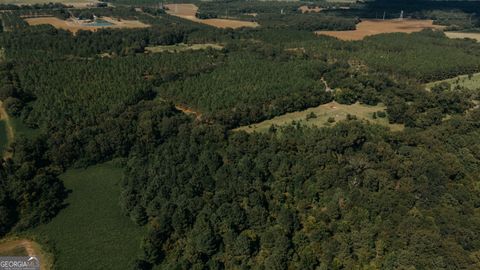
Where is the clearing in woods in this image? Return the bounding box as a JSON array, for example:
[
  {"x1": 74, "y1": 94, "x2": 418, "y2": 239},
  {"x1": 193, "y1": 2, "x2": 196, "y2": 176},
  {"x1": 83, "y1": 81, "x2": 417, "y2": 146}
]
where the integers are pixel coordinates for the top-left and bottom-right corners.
[
  {"x1": 29, "y1": 162, "x2": 146, "y2": 270},
  {"x1": 164, "y1": 3, "x2": 259, "y2": 29},
  {"x1": 316, "y1": 19, "x2": 444, "y2": 40},
  {"x1": 445, "y1": 32, "x2": 480, "y2": 42},
  {"x1": 24, "y1": 16, "x2": 149, "y2": 34},
  {"x1": 0, "y1": 238, "x2": 52, "y2": 269},
  {"x1": 235, "y1": 101, "x2": 404, "y2": 133},
  {"x1": 145, "y1": 43, "x2": 223, "y2": 53},
  {"x1": 425, "y1": 72, "x2": 480, "y2": 91},
  {"x1": 0, "y1": 101, "x2": 13, "y2": 159}
]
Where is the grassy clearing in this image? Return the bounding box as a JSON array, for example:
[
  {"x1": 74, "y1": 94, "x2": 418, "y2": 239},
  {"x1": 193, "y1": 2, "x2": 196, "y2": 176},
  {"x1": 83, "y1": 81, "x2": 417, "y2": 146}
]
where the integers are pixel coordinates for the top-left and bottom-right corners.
[
  {"x1": 0, "y1": 101, "x2": 13, "y2": 159},
  {"x1": 235, "y1": 101, "x2": 404, "y2": 133},
  {"x1": 29, "y1": 162, "x2": 146, "y2": 270},
  {"x1": 425, "y1": 72, "x2": 480, "y2": 90},
  {"x1": 445, "y1": 32, "x2": 480, "y2": 42},
  {"x1": 145, "y1": 43, "x2": 223, "y2": 53},
  {"x1": 10, "y1": 117, "x2": 40, "y2": 139}
]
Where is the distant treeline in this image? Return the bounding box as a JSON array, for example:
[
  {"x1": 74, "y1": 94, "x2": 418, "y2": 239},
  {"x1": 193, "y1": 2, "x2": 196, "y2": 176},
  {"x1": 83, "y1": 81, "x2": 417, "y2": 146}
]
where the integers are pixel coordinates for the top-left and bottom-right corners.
[{"x1": 1, "y1": 7, "x2": 480, "y2": 270}]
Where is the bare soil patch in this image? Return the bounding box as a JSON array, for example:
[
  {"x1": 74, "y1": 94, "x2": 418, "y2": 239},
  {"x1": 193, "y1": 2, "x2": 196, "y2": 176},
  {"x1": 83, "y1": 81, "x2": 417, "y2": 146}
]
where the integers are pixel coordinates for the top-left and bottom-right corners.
[
  {"x1": 316, "y1": 19, "x2": 444, "y2": 41},
  {"x1": 165, "y1": 3, "x2": 258, "y2": 29},
  {"x1": 24, "y1": 16, "x2": 149, "y2": 34},
  {"x1": 0, "y1": 238, "x2": 52, "y2": 270},
  {"x1": 299, "y1": 5, "x2": 324, "y2": 13}
]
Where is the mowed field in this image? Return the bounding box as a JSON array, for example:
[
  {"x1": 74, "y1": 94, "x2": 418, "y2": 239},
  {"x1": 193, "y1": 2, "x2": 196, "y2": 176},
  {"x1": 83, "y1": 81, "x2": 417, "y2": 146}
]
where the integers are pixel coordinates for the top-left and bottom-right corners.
[
  {"x1": 425, "y1": 72, "x2": 480, "y2": 91},
  {"x1": 445, "y1": 32, "x2": 480, "y2": 42},
  {"x1": 165, "y1": 4, "x2": 259, "y2": 29},
  {"x1": 317, "y1": 19, "x2": 444, "y2": 40},
  {"x1": 24, "y1": 17, "x2": 149, "y2": 34},
  {"x1": 29, "y1": 163, "x2": 146, "y2": 270},
  {"x1": 235, "y1": 101, "x2": 404, "y2": 133}
]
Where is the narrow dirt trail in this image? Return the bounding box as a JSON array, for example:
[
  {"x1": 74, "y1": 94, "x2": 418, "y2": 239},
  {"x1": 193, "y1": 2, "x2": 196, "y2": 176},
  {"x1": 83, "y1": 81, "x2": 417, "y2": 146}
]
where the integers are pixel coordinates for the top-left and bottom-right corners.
[
  {"x1": 175, "y1": 104, "x2": 202, "y2": 120},
  {"x1": 0, "y1": 101, "x2": 13, "y2": 159},
  {"x1": 321, "y1": 77, "x2": 333, "y2": 92}
]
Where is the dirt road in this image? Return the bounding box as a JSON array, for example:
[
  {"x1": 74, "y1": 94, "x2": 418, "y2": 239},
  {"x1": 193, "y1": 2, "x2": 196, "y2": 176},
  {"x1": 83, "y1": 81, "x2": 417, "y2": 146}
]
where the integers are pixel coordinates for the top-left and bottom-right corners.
[{"x1": 0, "y1": 238, "x2": 50, "y2": 270}]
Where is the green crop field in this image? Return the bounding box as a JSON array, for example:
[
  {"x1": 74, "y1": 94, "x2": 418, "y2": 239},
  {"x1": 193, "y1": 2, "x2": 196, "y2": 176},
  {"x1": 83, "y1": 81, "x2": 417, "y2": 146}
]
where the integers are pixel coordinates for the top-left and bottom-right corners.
[
  {"x1": 235, "y1": 101, "x2": 404, "y2": 133},
  {"x1": 29, "y1": 162, "x2": 146, "y2": 270},
  {"x1": 425, "y1": 72, "x2": 480, "y2": 91}
]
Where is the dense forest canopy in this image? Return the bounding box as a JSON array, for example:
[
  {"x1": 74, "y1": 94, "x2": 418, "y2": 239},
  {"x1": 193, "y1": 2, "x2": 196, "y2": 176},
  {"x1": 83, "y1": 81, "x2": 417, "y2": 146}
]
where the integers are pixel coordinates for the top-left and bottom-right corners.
[{"x1": 0, "y1": 1, "x2": 479, "y2": 270}]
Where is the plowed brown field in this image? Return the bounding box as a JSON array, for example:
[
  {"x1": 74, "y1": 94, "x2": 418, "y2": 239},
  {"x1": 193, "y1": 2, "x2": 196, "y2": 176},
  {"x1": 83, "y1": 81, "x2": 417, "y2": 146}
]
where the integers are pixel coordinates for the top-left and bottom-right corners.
[
  {"x1": 316, "y1": 19, "x2": 444, "y2": 41},
  {"x1": 165, "y1": 3, "x2": 258, "y2": 29},
  {"x1": 25, "y1": 16, "x2": 149, "y2": 34}
]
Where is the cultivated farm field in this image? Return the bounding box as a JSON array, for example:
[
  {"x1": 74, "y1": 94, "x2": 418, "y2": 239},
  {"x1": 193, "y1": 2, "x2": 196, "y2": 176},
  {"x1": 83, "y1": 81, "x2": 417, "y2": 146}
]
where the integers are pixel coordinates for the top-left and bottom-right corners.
[
  {"x1": 317, "y1": 19, "x2": 444, "y2": 40},
  {"x1": 24, "y1": 16, "x2": 149, "y2": 33},
  {"x1": 235, "y1": 101, "x2": 404, "y2": 133},
  {"x1": 164, "y1": 3, "x2": 258, "y2": 29}
]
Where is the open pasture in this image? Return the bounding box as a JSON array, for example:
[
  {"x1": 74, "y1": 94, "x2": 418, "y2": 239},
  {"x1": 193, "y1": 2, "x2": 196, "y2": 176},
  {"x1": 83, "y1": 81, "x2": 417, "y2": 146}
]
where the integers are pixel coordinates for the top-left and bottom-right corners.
[
  {"x1": 24, "y1": 16, "x2": 149, "y2": 33},
  {"x1": 425, "y1": 72, "x2": 480, "y2": 91},
  {"x1": 235, "y1": 101, "x2": 404, "y2": 133},
  {"x1": 316, "y1": 19, "x2": 444, "y2": 40},
  {"x1": 165, "y1": 3, "x2": 258, "y2": 29},
  {"x1": 0, "y1": 101, "x2": 13, "y2": 159},
  {"x1": 30, "y1": 163, "x2": 146, "y2": 270},
  {"x1": 445, "y1": 32, "x2": 480, "y2": 42}
]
